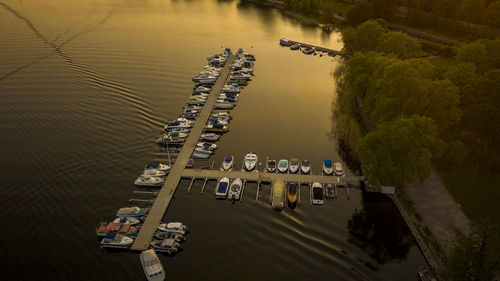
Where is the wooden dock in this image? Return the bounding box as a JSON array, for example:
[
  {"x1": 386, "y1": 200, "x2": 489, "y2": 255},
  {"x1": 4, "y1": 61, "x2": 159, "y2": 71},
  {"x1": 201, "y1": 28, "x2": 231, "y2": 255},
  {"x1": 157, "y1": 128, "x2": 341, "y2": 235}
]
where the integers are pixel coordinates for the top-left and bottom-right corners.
[
  {"x1": 282, "y1": 39, "x2": 340, "y2": 56},
  {"x1": 181, "y1": 169, "x2": 363, "y2": 186},
  {"x1": 131, "y1": 55, "x2": 236, "y2": 251}
]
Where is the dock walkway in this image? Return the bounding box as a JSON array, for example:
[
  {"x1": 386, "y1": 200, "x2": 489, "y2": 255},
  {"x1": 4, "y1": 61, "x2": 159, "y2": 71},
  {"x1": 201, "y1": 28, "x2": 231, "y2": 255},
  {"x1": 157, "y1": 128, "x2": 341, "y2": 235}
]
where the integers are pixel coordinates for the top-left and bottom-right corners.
[
  {"x1": 131, "y1": 55, "x2": 236, "y2": 251},
  {"x1": 283, "y1": 39, "x2": 340, "y2": 55}
]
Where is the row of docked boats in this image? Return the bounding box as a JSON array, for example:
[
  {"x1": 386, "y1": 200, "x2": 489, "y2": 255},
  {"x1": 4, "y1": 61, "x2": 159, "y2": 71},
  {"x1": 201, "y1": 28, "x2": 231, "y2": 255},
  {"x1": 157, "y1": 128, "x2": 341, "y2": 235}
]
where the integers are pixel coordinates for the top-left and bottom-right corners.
[
  {"x1": 98, "y1": 206, "x2": 148, "y2": 248},
  {"x1": 215, "y1": 177, "x2": 243, "y2": 201},
  {"x1": 279, "y1": 38, "x2": 338, "y2": 57}
]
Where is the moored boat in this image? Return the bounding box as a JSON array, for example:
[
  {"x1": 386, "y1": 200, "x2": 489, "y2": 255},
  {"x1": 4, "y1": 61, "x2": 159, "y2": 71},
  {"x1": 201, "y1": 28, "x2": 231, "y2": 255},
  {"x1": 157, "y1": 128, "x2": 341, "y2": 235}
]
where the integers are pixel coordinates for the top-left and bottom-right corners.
[
  {"x1": 142, "y1": 169, "x2": 167, "y2": 177},
  {"x1": 300, "y1": 160, "x2": 311, "y2": 174},
  {"x1": 322, "y1": 159, "x2": 333, "y2": 175},
  {"x1": 154, "y1": 231, "x2": 185, "y2": 242},
  {"x1": 150, "y1": 238, "x2": 182, "y2": 254},
  {"x1": 289, "y1": 158, "x2": 299, "y2": 174},
  {"x1": 215, "y1": 177, "x2": 230, "y2": 199},
  {"x1": 145, "y1": 162, "x2": 171, "y2": 172},
  {"x1": 113, "y1": 216, "x2": 141, "y2": 225},
  {"x1": 101, "y1": 232, "x2": 134, "y2": 247},
  {"x1": 278, "y1": 159, "x2": 288, "y2": 173},
  {"x1": 203, "y1": 123, "x2": 229, "y2": 132},
  {"x1": 267, "y1": 159, "x2": 276, "y2": 173},
  {"x1": 157, "y1": 222, "x2": 189, "y2": 235},
  {"x1": 96, "y1": 222, "x2": 137, "y2": 237},
  {"x1": 222, "y1": 155, "x2": 234, "y2": 171},
  {"x1": 312, "y1": 182, "x2": 324, "y2": 205},
  {"x1": 228, "y1": 178, "x2": 242, "y2": 201},
  {"x1": 272, "y1": 180, "x2": 285, "y2": 210},
  {"x1": 140, "y1": 249, "x2": 165, "y2": 281},
  {"x1": 200, "y1": 133, "x2": 219, "y2": 142},
  {"x1": 334, "y1": 162, "x2": 344, "y2": 176},
  {"x1": 287, "y1": 182, "x2": 298, "y2": 206},
  {"x1": 244, "y1": 153, "x2": 258, "y2": 171},
  {"x1": 325, "y1": 183, "x2": 336, "y2": 198},
  {"x1": 116, "y1": 206, "x2": 147, "y2": 217},
  {"x1": 135, "y1": 175, "x2": 164, "y2": 187}
]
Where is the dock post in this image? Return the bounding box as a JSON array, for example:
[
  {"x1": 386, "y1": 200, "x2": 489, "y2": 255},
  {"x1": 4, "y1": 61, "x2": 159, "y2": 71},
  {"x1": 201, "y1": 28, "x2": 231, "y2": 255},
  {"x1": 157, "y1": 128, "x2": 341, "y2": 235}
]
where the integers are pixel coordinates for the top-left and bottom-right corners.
[
  {"x1": 256, "y1": 176, "x2": 261, "y2": 203},
  {"x1": 309, "y1": 182, "x2": 312, "y2": 207},
  {"x1": 240, "y1": 179, "x2": 247, "y2": 202},
  {"x1": 187, "y1": 177, "x2": 195, "y2": 194},
  {"x1": 269, "y1": 180, "x2": 273, "y2": 205},
  {"x1": 298, "y1": 182, "x2": 301, "y2": 206},
  {"x1": 346, "y1": 185, "x2": 350, "y2": 199},
  {"x1": 133, "y1": 191, "x2": 158, "y2": 197}
]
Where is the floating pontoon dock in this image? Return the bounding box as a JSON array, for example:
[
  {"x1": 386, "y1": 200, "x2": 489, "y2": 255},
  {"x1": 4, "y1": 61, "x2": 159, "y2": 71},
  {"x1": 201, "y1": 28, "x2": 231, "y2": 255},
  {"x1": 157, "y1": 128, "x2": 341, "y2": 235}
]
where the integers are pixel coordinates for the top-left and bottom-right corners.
[{"x1": 281, "y1": 38, "x2": 340, "y2": 56}]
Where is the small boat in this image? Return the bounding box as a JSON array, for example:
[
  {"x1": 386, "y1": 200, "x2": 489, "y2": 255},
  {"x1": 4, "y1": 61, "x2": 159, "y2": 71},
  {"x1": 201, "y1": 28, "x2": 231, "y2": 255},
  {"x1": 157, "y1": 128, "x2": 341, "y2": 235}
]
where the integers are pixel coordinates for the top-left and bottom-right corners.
[
  {"x1": 164, "y1": 126, "x2": 191, "y2": 133},
  {"x1": 208, "y1": 117, "x2": 229, "y2": 125},
  {"x1": 325, "y1": 183, "x2": 336, "y2": 198},
  {"x1": 289, "y1": 158, "x2": 299, "y2": 174},
  {"x1": 113, "y1": 216, "x2": 141, "y2": 225},
  {"x1": 215, "y1": 177, "x2": 230, "y2": 199},
  {"x1": 96, "y1": 222, "x2": 137, "y2": 237},
  {"x1": 193, "y1": 151, "x2": 210, "y2": 159},
  {"x1": 145, "y1": 162, "x2": 171, "y2": 172},
  {"x1": 155, "y1": 135, "x2": 186, "y2": 146},
  {"x1": 244, "y1": 153, "x2": 258, "y2": 171},
  {"x1": 135, "y1": 175, "x2": 164, "y2": 187},
  {"x1": 142, "y1": 169, "x2": 167, "y2": 177},
  {"x1": 279, "y1": 38, "x2": 292, "y2": 46},
  {"x1": 154, "y1": 231, "x2": 185, "y2": 242},
  {"x1": 222, "y1": 155, "x2": 234, "y2": 171},
  {"x1": 222, "y1": 84, "x2": 240, "y2": 93},
  {"x1": 229, "y1": 73, "x2": 251, "y2": 80},
  {"x1": 196, "y1": 142, "x2": 217, "y2": 150},
  {"x1": 290, "y1": 44, "x2": 300, "y2": 50},
  {"x1": 186, "y1": 97, "x2": 206, "y2": 105},
  {"x1": 186, "y1": 158, "x2": 194, "y2": 168},
  {"x1": 150, "y1": 239, "x2": 182, "y2": 254},
  {"x1": 101, "y1": 233, "x2": 134, "y2": 247},
  {"x1": 278, "y1": 159, "x2": 288, "y2": 173},
  {"x1": 194, "y1": 147, "x2": 213, "y2": 154},
  {"x1": 140, "y1": 249, "x2": 165, "y2": 281},
  {"x1": 214, "y1": 103, "x2": 234, "y2": 109},
  {"x1": 211, "y1": 112, "x2": 231, "y2": 120},
  {"x1": 193, "y1": 85, "x2": 212, "y2": 93},
  {"x1": 334, "y1": 162, "x2": 344, "y2": 176},
  {"x1": 200, "y1": 133, "x2": 219, "y2": 142},
  {"x1": 322, "y1": 159, "x2": 333, "y2": 175},
  {"x1": 116, "y1": 206, "x2": 147, "y2": 217},
  {"x1": 300, "y1": 160, "x2": 311, "y2": 174},
  {"x1": 302, "y1": 47, "x2": 315, "y2": 54},
  {"x1": 312, "y1": 182, "x2": 324, "y2": 205},
  {"x1": 157, "y1": 222, "x2": 189, "y2": 235},
  {"x1": 272, "y1": 180, "x2": 285, "y2": 210},
  {"x1": 172, "y1": 117, "x2": 194, "y2": 125},
  {"x1": 267, "y1": 159, "x2": 276, "y2": 173},
  {"x1": 287, "y1": 182, "x2": 298, "y2": 206},
  {"x1": 204, "y1": 124, "x2": 229, "y2": 132},
  {"x1": 164, "y1": 121, "x2": 192, "y2": 129},
  {"x1": 228, "y1": 178, "x2": 242, "y2": 201}
]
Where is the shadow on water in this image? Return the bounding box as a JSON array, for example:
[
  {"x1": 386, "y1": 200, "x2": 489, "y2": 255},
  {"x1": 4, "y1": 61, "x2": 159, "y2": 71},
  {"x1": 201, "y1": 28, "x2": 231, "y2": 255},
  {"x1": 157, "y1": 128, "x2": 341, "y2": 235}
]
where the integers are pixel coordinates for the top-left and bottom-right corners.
[{"x1": 347, "y1": 191, "x2": 416, "y2": 267}]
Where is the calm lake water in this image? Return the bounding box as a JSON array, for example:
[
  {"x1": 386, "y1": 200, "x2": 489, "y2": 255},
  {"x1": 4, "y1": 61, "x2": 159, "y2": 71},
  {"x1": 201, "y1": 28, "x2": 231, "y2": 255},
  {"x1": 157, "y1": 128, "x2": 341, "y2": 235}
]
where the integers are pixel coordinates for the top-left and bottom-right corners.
[{"x1": 0, "y1": 0, "x2": 427, "y2": 280}]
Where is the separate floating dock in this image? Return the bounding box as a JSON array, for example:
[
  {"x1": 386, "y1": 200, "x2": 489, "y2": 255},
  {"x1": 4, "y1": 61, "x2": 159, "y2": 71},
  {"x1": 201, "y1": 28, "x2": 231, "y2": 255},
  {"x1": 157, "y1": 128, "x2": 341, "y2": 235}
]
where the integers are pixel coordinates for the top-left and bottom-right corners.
[
  {"x1": 280, "y1": 38, "x2": 340, "y2": 56},
  {"x1": 131, "y1": 54, "x2": 236, "y2": 251}
]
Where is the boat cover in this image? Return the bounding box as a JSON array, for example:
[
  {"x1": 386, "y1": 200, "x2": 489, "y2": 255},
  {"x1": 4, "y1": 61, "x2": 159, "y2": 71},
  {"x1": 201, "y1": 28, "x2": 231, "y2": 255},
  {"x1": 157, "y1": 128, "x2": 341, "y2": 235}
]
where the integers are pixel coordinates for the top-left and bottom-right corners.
[
  {"x1": 117, "y1": 206, "x2": 140, "y2": 215},
  {"x1": 216, "y1": 182, "x2": 228, "y2": 193},
  {"x1": 324, "y1": 159, "x2": 332, "y2": 167},
  {"x1": 224, "y1": 156, "x2": 232, "y2": 162},
  {"x1": 288, "y1": 183, "x2": 297, "y2": 194},
  {"x1": 104, "y1": 232, "x2": 116, "y2": 239}
]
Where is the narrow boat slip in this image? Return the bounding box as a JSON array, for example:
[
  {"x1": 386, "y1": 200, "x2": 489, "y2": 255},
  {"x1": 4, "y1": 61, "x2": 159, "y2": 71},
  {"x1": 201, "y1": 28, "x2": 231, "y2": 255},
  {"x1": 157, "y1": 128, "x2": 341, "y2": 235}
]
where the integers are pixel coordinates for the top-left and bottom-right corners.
[{"x1": 131, "y1": 54, "x2": 236, "y2": 251}]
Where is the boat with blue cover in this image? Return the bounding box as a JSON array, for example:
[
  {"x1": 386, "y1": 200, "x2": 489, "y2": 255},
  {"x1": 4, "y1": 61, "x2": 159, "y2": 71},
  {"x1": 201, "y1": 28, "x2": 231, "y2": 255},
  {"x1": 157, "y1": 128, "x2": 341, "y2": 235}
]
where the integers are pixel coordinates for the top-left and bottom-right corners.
[
  {"x1": 222, "y1": 155, "x2": 234, "y2": 171},
  {"x1": 322, "y1": 159, "x2": 333, "y2": 175},
  {"x1": 215, "y1": 177, "x2": 230, "y2": 199}
]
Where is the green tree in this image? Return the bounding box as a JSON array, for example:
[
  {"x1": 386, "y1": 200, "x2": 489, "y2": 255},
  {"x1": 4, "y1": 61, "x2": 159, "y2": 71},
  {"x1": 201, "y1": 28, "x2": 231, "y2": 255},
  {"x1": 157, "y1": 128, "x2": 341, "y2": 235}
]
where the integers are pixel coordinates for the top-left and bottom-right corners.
[
  {"x1": 371, "y1": 0, "x2": 397, "y2": 20},
  {"x1": 484, "y1": 0, "x2": 500, "y2": 27},
  {"x1": 456, "y1": 0, "x2": 486, "y2": 28},
  {"x1": 456, "y1": 41, "x2": 489, "y2": 73},
  {"x1": 358, "y1": 115, "x2": 443, "y2": 186},
  {"x1": 342, "y1": 20, "x2": 386, "y2": 55},
  {"x1": 433, "y1": 0, "x2": 462, "y2": 18},
  {"x1": 445, "y1": 222, "x2": 500, "y2": 281},
  {"x1": 378, "y1": 31, "x2": 424, "y2": 58}
]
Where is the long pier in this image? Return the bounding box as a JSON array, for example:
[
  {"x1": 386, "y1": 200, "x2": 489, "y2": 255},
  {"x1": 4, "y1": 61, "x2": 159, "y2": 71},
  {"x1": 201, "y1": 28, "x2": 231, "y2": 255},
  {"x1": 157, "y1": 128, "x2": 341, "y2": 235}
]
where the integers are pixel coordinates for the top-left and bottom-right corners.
[
  {"x1": 131, "y1": 55, "x2": 236, "y2": 251},
  {"x1": 282, "y1": 38, "x2": 340, "y2": 56},
  {"x1": 181, "y1": 169, "x2": 363, "y2": 186}
]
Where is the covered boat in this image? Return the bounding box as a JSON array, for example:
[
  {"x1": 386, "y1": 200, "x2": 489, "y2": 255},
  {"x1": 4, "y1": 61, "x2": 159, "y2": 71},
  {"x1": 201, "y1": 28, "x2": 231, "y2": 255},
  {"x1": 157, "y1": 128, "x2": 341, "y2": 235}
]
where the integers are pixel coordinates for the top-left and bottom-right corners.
[
  {"x1": 222, "y1": 155, "x2": 234, "y2": 171},
  {"x1": 289, "y1": 158, "x2": 299, "y2": 174},
  {"x1": 322, "y1": 159, "x2": 333, "y2": 175},
  {"x1": 116, "y1": 206, "x2": 147, "y2": 217},
  {"x1": 244, "y1": 153, "x2": 258, "y2": 171},
  {"x1": 215, "y1": 177, "x2": 230, "y2": 199},
  {"x1": 278, "y1": 159, "x2": 288, "y2": 173},
  {"x1": 228, "y1": 178, "x2": 242, "y2": 201},
  {"x1": 287, "y1": 182, "x2": 298, "y2": 206},
  {"x1": 101, "y1": 232, "x2": 134, "y2": 247},
  {"x1": 157, "y1": 222, "x2": 189, "y2": 235},
  {"x1": 96, "y1": 222, "x2": 137, "y2": 237},
  {"x1": 113, "y1": 216, "x2": 141, "y2": 225},
  {"x1": 140, "y1": 249, "x2": 165, "y2": 281},
  {"x1": 145, "y1": 162, "x2": 171, "y2": 172},
  {"x1": 200, "y1": 133, "x2": 219, "y2": 142},
  {"x1": 267, "y1": 159, "x2": 276, "y2": 173},
  {"x1": 300, "y1": 160, "x2": 311, "y2": 174},
  {"x1": 312, "y1": 182, "x2": 324, "y2": 205},
  {"x1": 142, "y1": 169, "x2": 167, "y2": 177},
  {"x1": 272, "y1": 180, "x2": 285, "y2": 210}
]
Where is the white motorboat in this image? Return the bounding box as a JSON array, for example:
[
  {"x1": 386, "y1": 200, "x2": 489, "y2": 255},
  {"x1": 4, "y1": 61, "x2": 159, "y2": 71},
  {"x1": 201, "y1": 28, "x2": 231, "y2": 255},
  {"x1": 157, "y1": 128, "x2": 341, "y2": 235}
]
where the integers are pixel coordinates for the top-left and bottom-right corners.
[
  {"x1": 200, "y1": 133, "x2": 219, "y2": 142},
  {"x1": 300, "y1": 160, "x2": 311, "y2": 174},
  {"x1": 334, "y1": 162, "x2": 344, "y2": 176},
  {"x1": 312, "y1": 182, "x2": 324, "y2": 205},
  {"x1": 211, "y1": 112, "x2": 231, "y2": 119},
  {"x1": 150, "y1": 239, "x2": 182, "y2": 254},
  {"x1": 222, "y1": 84, "x2": 240, "y2": 93},
  {"x1": 193, "y1": 151, "x2": 210, "y2": 159},
  {"x1": 142, "y1": 169, "x2": 167, "y2": 177},
  {"x1": 204, "y1": 124, "x2": 229, "y2": 132},
  {"x1": 228, "y1": 178, "x2": 242, "y2": 201},
  {"x1": 145, "y1": 162, "x2": 171, "y2": 172},
  {"x1": 193, "y1": 86, "x2": 212, "y2": 93},
  {"x1": 101, "y1": 233, "x2": 134, "y2": 247},
  {"x1": 113, "y1": 216, "x2": 141, "y2": 226},
  {"x1": 267, "y1": 159, "x2": 276, "y2": 173},
  {"x1": 193, "y1": 74, "x2": 217, "y2": 83},
  {"x1": 194, "y1": 147, "x2": 213, "y2": 154},
  {"x1": 196, "y1": 142, "x2": 217, "y2": 150},
  {"x1": 208, "y1": 117, "x2": 229, "y2": 125},
  {"x1": 135, "y1": 175, "x2": 164, "y2": 187},
  {"x1": 166, "y1": 132, "x2": 188, "y2": 139},
  {"x1": 278, "y1": 159, "x2": 288, "y2": 173},
  {"x1": 157, "y1": 222, "x2": 189, "y2": 235},
  {"x1": 140, "y1": 249, "x2": 165, "y2": 281},
  {"x1": 230, "y1": 73, "x2": 251, "y2": 80},
  {"x1": 187, "y1": 97, "x2": 206, "y2": 105},
  {"x1": 289, "y1": 158, "x2": 299, "y2": 174},
  {"x1": 222, "y1": 155, "x2": 234, "y2": 171},
  {"x1": 164, "y1": 127, "x2": 190, "y2": 133},
  {"x1": 244, "y1": 153, "x2": 258, "y2": 171},
  {"x1": 214, "y1": 103, "x2": 234, "y2": 109},
  {"x1": 322, "y1": 159, "x2": 333, "y2": 175},
  {"x1": 154, "y1": 231, "x2": 185, "y2": 242},
  {"x1": 155, "y1": 135, "x2": 185, "y2": 146},
  {"x1": 164, "y1": 121, "x2": 192, "y2": 130},
  {"x1": 215, "y1": 177, "x2": 230, "y2": 199},
  {"x1": 173, "y1": 117, "x2": 195, "y2": 125}
]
